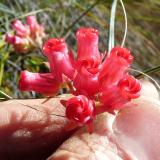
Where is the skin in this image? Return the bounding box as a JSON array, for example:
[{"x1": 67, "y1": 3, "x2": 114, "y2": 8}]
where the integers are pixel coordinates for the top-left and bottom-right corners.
[{"x1": 0, "y1": 80, "x2": 159, "y2": 160}]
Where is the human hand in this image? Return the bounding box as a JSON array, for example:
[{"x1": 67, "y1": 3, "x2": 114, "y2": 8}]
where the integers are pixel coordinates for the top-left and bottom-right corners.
[{"x1": 0, "y1": 80, "x2": 159, "y2": 160}]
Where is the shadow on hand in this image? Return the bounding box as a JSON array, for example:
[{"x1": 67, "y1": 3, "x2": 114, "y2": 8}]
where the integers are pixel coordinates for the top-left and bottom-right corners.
[{"x1": 0, "y1": 98, "x2": 76, "y2": 160}]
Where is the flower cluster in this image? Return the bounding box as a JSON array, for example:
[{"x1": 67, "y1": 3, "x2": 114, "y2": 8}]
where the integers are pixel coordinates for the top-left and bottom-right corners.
[
  {"x1": 19, "y1": 27, "x2": 141, "y2": 132},
  {"x1": 5, "y1": 16, "x2": 46, "y2": 53}
]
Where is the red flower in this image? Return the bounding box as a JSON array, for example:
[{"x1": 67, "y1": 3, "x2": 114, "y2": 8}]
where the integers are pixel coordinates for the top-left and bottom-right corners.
[
  {"x1": 73, "y1": 62, "x2": 100, "y2": 98},
  {"x1": 42, "y1": 38, "x2": 75, "y2": 81},
  {"x1": 99, "y1": 47, "x2": 133, "y2": 89},
  {"x1": 73, "y1": 28, "x2": 102, "y2": 98},
  {"x1": 118, "y1": 74, "x2": 141, "y2": 99},
  {"x1": 6, "y1": 16, "x2": 46, "y2": 53},
  {"x1": 12, "y1": 20, "x2": 29, "y2": 37},
  {"x1": 19, "y1": 70, "x2": 60, "y2": 96},
  {"x1": 26, "y1": 16, "x2": 38, "y2": 32},
  {"x1": 26, "y1": 16, "x2": 45, "y2": 39},
  {"x1": 99, "y1": 74, "x2": 141, "y2": 113},
  {"x1": 110, "y1": 46, "x2": 133, "y2": 64},
  {"x1": 76, "y1": 28, "x2": 101, "y2": 65},
  {"x1": 62, "y1": 95, "x2": 96, "y2": 125},
  {"x1": 5, "y1": 34, "x2": 30, "y2": 53}
]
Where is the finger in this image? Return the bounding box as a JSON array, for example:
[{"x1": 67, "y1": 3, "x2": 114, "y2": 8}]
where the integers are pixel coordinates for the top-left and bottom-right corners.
[
  {"x1": 0, "y1": 96, "x2": 76, "y2": 159},
  {"x1": 113, "y1": 96, "x2": 160, "y2": 160},
  {"x1": 48, "y1": 112, "x2": 127, "y2": 160},
  {"x1": 140, "y1": 79, "x2": 159, "y2": 99}
]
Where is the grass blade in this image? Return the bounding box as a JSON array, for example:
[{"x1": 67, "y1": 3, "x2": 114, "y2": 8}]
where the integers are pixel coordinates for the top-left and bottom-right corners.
[{"x1": 108, "y1": 0, "x2": 118, "y2": 53}]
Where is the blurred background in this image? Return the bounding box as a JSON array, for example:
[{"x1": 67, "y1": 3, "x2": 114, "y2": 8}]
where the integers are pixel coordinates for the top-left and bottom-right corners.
[{"x1": 0, "y1": 0, "x2": 159, "y2": 99}]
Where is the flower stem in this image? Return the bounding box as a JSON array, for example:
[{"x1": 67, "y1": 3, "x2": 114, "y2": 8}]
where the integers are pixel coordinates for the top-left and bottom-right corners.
[
  {"x1": 0, "y1": 52, "x2": 9, "y2": 86},
  {"x1": 0, "y1": 62, "x2": 4, "y2": 86}
]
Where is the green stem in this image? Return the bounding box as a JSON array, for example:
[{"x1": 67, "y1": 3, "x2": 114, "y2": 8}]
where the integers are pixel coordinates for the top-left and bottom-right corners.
[
  {"x1": 0, "y1": 52, "x2": 9, "y2": 86},
  {"x1": 0, "y1": 90, "x2": 13, "y2": 99},
  {"x1": 0, "y1": 62, "x2": 4, "y2": 86},
  {"x1": 135, "y1": 65, "x2": 160, "y2": 78}
]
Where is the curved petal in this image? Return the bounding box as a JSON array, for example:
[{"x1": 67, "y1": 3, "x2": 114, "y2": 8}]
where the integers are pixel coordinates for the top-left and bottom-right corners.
[
  {"x1": 118, "y1": 75, "x2": 141, "y2": 99},
  {"x1": 99, "y1": 75, "x2": 141, "y2": 113},
  {"x1": 64, "y1": 95, "x2": 96, "y2": 125}
]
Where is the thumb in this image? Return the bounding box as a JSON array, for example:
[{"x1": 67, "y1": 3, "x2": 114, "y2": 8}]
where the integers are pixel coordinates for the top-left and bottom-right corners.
[{"x1": 113, "y1": 96, "x2": 160, "y2": 160}]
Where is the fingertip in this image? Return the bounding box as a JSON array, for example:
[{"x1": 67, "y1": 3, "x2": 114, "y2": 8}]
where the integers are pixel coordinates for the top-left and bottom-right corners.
[
  {"x1": 113, "y1": 97, "x2": 160, "y2": 160},
  {"x1": 140, "y1": 79, "x2": 159, "y2": 99}
]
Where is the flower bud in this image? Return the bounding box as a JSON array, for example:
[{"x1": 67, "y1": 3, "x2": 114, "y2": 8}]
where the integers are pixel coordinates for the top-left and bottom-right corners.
[
  {"x1": 26, "y1": 16, "x2": 38, "y2": 31},
  {"x1": 26, "y1": 16, "x2": 45, "y2": 39},
  {"x1": 5, "y1": 34, "x2": 30, "y2": 53},
  {"x1": 12, "y1": 20, "x2": 29, "y2": 37}
]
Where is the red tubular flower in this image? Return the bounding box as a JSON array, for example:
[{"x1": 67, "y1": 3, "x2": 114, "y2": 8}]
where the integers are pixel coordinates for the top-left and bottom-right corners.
[
  {"x1": 73, "y1": 28, "x2": 102, "y2": 98},
  {"x1": 5, "y1": 33, "x2": 15, "y2": 44},
  {"x1": 26, "y1": 16, "x2": 45, "y2": 38},
  {"x1": 99, "y1": 86, "x2": 128, "y2": 114},
  {"x1": 19, "y1": 70, "x2": 60, "y2": 96},
  {"x1": 5, "y1": 34, "x2": 29, "y2": 53},
  {"x1": 26, "y1": 16, "x2": 38, "y2": 31},
  {"x1": 99, "y1": 47, "x2": 133, "y2": 89},
  {"x1": 42, "y1": 38, "x2": 75, "y2": 81},
  {"x1": 73, "y1": 62, "x2": 100, "y2": 98},
  {"x1": 63, "y1": 95, "x2": 96, "y2": 125},
  {"x1": 110, "y1": 46, "x2": 133, "y2": 64},
  {"x1": 12, "y1": 20, "x2": 29, "y2": 37},
  {"x1": 99, "y1": 74, "x2": 141, "y2": 113},
  {"x1": 76, "y1": 28, "x2": 101, "y2": 65}
]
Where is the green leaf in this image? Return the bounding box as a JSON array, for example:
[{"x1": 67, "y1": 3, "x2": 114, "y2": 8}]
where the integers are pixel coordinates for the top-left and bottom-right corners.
[{"x1": 0, "y1": 3, "x2": 15, "y2": 15}]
